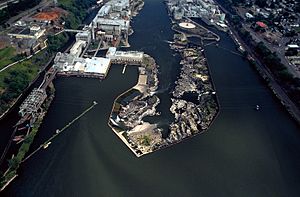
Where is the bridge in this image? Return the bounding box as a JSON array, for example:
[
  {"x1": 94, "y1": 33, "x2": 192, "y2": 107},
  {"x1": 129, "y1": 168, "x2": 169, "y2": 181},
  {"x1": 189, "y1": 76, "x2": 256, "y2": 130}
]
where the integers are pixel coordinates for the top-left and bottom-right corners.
[
  {"x1": 64, "y1": 29, "x2": 87, "y2": 33},
  {"x1": 54, "y1": 29, "x2": 87, "y2": 36}
]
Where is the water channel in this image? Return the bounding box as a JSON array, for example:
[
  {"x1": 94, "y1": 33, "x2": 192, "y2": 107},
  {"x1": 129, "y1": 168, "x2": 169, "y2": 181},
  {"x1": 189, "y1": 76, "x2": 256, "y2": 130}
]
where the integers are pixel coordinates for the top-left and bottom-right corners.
[{"x1": 2, "y1": 0, "x2": 300, "y2": 196}]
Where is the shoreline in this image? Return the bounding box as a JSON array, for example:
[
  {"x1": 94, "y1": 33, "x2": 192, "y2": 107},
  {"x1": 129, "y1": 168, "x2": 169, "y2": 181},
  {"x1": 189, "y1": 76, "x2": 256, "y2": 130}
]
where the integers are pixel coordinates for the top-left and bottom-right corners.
[
  {"x1": 213, "y1": 0, "x2": 300, "y2": 125},
  {"x1": 0, "y1": 3, "x2": 100, "y2": 191},
  {"x1": 108, "y1": 55, "x2": 160, "y2": 157},
  {"x1": 0, "y1": 83, "x2": 55, "y2": 191},
  {"x1": 106, "y1": 1, "x2": 220, "y2": 157}
]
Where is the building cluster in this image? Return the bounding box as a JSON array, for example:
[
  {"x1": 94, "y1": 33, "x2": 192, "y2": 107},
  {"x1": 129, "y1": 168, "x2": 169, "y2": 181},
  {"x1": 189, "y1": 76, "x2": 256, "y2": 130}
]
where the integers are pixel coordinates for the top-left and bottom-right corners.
[
  {"x1": 242, "y1": 0, "x2": 299, "y2": 36},
  {"x1": 52, "y1": 0, "x2": 144, "y2": 79},
  {"x1": 7, "y1": 23, "x2": 47, "y2": 55},
  {"x1": 53, "y1": 52, "x2": 111, "y2": 79},
  {"x1": 236, "y1": 0, "x2": 300, "y2": 74},
  {"x1": 5, "y1": 6, "x2": 67, "y2": 55},
  {"x1": 166, "y1": 0, "x2": 226, "y2": 28},
  {"x1": 89, "y1": 0, "x2": 132, "y2": 46}
]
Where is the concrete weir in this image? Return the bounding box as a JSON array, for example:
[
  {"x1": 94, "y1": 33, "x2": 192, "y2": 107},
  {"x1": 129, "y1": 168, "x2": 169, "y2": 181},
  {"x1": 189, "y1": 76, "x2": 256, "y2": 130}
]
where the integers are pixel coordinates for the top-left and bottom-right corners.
[{"x1": 108, "y1": 54, "x2": 160, "y2": 157}]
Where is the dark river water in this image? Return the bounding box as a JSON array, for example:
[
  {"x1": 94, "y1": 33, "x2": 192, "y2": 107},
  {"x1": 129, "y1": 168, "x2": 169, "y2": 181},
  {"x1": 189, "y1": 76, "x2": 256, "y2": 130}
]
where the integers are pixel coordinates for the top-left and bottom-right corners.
[{"x1": 2, "y1": 0, "x2": 300, "y2": 196}]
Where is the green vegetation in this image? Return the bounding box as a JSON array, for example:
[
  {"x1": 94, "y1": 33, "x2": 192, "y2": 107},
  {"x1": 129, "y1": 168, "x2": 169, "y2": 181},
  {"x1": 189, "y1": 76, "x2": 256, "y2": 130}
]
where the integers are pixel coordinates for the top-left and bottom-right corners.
[
  {"x1": 141, "y1": 135, "x2": 151, "y2": 146},
  {"x1": 0, "y1": 47, "x2": 25, "y2": 70},
  {"x1": 47, "y1": 33, "x2": 69, "y2": 53},
  {"x1": 0, "y1": 84, "x2": 55, "y2": 189},
  {"x1": 254, "y1": 42, "x2": 300, "y2": 107},
  {"x1": 0, "y1": 54, "x2": 42, "y2": 114},
  {"x1": 0, "y1": 32, "x2": 68, "y2": 115},
  {"x1": 0, "y1": 47, "x2": 17, "y2": 70},
  {"x1": 0, "y1": 0, "x2": 97, "y2": 189},
  {"x1": 0, "y1": 116, "x2": 42, "y2": 188},
  {"x1": 226, "y1": 12, "x2": 300, "y2": 109},
  {"x1": 0, "y1": 0, "x2": 97, "y2": 115},
  {"x1": 58, "y1": 0, "x2": 96, "y2": 29}
]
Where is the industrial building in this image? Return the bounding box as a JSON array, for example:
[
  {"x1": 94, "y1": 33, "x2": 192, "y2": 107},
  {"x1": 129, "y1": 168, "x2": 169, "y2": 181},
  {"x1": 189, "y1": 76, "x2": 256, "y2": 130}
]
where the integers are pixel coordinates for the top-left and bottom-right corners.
[
  {"x1": 91, "y1": 0, "x2": 130, "y2": 37},
  {"x1": 167, "y1": 0, "x2": 225, "y2": 25},
  {"x1": 75, "y1": 31, "x2": 91, "y2": 43},
  {"x1": 93, "y1": 18, "x2": 129, "y2": 35},
  {"x1": 69, "y1": 40, "x2": 87, "y2": 57},
  {"x1": 109, "y1": 0, "x2": 129, "y2": 12},
  {"x1": 8, "y1": 25, "x2": 46, "y2": 39},
  {"x1": 54, "y1": 53, "x2": 112, "y2": 78},
  {"x1": 106, "y1": 47, "x2": 144, "y2": 63},
  {"x1": 19, "y1": 88, "x2": 47, "y2": 117}
]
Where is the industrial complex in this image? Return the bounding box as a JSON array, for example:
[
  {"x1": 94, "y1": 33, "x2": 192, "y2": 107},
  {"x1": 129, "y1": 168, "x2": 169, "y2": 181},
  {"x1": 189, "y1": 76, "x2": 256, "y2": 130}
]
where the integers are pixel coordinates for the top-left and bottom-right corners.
[{"x1": 166, "y1": 0, "x2": 228, "y2": 31}]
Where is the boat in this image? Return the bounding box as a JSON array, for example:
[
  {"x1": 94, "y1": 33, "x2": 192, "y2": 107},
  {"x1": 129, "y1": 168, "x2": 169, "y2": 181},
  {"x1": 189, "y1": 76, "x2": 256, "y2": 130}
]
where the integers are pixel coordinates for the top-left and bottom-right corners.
[
  {"x1": 56, "y1": 129, "x2": 60, "y2": 134},
  {"x1": 256, "y1": 105, "x2": 260, "y2": 111},
  {"x1": 43, "y1": 142, "x2": 51, "y2": 149}
]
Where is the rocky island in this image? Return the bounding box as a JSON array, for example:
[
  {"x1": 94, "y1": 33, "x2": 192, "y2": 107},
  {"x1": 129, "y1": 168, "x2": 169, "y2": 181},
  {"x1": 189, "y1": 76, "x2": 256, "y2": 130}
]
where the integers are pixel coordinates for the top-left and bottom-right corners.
[{"x1": 108, "y1": 0, "x2": 220, "y2": 157}]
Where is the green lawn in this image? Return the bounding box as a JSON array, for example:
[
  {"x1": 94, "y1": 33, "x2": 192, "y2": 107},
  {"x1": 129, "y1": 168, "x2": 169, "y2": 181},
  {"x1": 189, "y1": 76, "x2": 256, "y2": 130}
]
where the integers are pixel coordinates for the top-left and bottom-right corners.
[
  {"x1": 0, "y1": 47, "x2": 16, "y2": 70},
  {"x1": 0, "y1": 49, "x2": 45, "y2": 85},
  {"x1": 0, "y1": 50, "x2": 47, "y2": 113}
]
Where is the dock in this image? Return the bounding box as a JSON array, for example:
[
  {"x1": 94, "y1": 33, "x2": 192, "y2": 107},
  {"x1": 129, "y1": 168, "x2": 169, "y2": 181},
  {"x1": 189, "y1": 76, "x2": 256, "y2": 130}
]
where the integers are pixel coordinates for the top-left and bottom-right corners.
[
  {"x1": 22, "y1": 101, "x2": 97, "y2": 163},
  {"x1": 122, "y1": 64, "x2": 127, "y2": 74}
]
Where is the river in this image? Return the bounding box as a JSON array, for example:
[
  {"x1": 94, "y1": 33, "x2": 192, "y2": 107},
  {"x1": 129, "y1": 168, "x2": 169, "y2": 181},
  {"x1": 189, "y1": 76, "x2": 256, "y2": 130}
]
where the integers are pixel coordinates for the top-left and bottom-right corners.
[{"x1": 2, "y1": 0, "x2": 300, "y2": 196}]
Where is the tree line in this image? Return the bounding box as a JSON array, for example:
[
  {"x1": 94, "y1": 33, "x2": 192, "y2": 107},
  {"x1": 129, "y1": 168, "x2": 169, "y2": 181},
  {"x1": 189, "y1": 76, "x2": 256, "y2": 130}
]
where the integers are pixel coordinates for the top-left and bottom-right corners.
[{"x1": 0, "y1": 0, "x2": 42, "y2": 25}]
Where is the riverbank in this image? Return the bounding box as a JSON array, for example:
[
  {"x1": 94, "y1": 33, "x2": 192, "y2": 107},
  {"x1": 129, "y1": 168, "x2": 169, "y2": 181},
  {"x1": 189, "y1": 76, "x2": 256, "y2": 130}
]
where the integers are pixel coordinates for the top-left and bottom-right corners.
[
  {"x1": 214, "y1": 0, "x2": 300, "y2": 125},
  {"x1": 163, "y1": 2, "x2": 219, "y2": 149},
  {"x1": 0, "y1": 83, "x2": 55, "y2": 191},
  {"x1": 1, "y1": 0, "x2": 300, "y2": 196},
  {"x1": 107, "y1": 1, "x2": 220, "y2": 157},
  {"x1": 108, "y1": 55, "x2": 161, "y2": 157},
  {"x1": 0, "y1": 1, "x2": 101, "y2": 190}
]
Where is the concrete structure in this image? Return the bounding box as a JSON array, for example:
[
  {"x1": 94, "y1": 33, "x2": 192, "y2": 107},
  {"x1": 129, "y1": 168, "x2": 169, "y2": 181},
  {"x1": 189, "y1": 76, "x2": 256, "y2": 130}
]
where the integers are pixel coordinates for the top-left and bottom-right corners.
[
  {"x1": 69, "y1": 40, "x2": 87, "y2": 57},
  {"x1": 75, "y1": 31, "x2": 91, "y2": 43},
  {"x1": 54, "y1": 52, "x2": 111, "y2": 78},
  {"x1": 8, "y1": 26, "x2": 46, "y2": 39},
  {"x1": 106, "y1": 47, "x2": 144, "y2": 63},
  {"x1": 179, "y1": 22, "x2": 196, "y2": 29},
  {"x1": 93, "y1": 18, "x2": 129, "y2": 35},
  {"x1": 96, "y1": 4, "x2": 112, "y2": 17},
  {"x1": 19, "y1": 88, "x2": 47, "y2": 117},
  {"x1": 109, "y1": 0, "x2": 129, "y2": 12},
  {"x1": 54, "y1": 52, "x2": 76, "y2": 68}
]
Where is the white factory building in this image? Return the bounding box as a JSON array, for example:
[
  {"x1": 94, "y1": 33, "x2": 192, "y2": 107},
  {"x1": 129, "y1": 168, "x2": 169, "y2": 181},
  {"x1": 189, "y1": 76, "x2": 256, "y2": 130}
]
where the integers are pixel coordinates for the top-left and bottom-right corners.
[
  {"x1": 109, "y1": 0, "x2": 129, "y2": 12},
  {"x1": 54, "y1": 53, "x2": 112, "y2": 78},
  {"x1": 91, "y1": 0, "x2": 130, "y2": 36},
  {"x1": 76, "y1": 31, "x2": 91, "y2": 43},
  {"x1": 93, "y1": 18, "x2": 129, "y2": 35},
  {"x1": 69, "y1": 40, "x2": 87, "y2": 57},
  {"x1": 106, "y1": 47, "x2": 144, "y2": 63}
]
